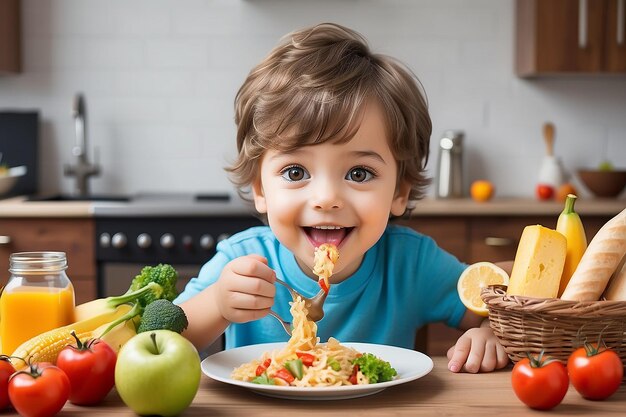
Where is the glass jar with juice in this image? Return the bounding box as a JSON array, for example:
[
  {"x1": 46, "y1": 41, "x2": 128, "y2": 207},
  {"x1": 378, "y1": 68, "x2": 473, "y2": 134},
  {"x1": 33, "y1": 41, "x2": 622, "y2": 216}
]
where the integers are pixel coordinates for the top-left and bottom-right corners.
[{"x1": 0, "y1": 252, "x2": 75, "y2": 355}]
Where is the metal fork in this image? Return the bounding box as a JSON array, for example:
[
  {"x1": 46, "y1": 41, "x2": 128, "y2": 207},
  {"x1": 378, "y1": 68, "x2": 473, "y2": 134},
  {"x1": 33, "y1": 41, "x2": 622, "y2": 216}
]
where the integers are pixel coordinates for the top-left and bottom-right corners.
[
  {"x1": 268, "y1": 277, "x2": 329, "y2": 336},
  {"x1": 268, "y1": 310, "x2": 293, "y2": 336}
]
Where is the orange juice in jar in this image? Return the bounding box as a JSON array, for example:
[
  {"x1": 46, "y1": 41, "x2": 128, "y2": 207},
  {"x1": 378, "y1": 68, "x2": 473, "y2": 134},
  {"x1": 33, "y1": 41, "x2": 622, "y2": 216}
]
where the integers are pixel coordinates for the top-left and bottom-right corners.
[{"x1": 0, "y1": 252, "x2": 75, "y2": 355}]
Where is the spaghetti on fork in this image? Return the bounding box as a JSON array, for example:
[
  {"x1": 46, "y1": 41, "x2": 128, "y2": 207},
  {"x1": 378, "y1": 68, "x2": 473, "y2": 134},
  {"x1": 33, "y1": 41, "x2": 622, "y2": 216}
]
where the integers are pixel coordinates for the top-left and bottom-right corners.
[{"x1": 313, "y1": 243, "x2": 339, "y2": 294}]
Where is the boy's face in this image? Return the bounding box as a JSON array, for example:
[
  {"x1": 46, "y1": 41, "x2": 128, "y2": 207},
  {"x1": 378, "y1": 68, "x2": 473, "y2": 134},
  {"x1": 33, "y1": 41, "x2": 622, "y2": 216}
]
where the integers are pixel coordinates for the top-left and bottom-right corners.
[{"x1": 251, "y1": 100, "x2": 410, "y2": 282}]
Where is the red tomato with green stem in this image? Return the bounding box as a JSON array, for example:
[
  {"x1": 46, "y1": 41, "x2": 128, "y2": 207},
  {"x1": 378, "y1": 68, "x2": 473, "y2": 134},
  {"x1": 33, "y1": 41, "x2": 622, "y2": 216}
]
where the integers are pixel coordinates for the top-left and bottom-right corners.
[
  {"x1": 511, "y1": 351, "x2": 569, "y2": 410},
  {"x1": 56, "y1": 331, "x2": 117, "y2": 405},
  {"x1": 567, "y1": 342, "x2": 623, "y2": 400},
  {"x1": 0, "y1": 355, "x2": 16, "y2": 409},
  {"x1": 8, "y1": 363, "x2": 70, "y2": 417}
]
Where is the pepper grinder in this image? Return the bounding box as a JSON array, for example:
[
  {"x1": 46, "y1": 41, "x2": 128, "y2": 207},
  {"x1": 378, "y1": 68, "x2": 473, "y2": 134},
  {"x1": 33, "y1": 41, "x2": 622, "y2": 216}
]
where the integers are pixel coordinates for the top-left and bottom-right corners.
[{"x1": 436, "y1": 130, "x2": 464, "y2": 199}]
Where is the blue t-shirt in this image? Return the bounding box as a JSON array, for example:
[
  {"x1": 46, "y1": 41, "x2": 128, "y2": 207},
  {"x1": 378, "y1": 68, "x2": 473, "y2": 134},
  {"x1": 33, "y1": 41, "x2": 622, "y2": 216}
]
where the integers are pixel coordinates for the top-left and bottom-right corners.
[{"x1": 175, "y1": 224, "x2": 467, "y2": 350}]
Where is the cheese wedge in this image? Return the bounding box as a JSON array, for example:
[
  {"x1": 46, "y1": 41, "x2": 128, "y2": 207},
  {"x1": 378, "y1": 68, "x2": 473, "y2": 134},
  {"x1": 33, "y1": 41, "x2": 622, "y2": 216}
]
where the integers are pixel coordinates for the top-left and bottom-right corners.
[{"x1": 506, "y1": 225, "x2": 567, "y2": 298}]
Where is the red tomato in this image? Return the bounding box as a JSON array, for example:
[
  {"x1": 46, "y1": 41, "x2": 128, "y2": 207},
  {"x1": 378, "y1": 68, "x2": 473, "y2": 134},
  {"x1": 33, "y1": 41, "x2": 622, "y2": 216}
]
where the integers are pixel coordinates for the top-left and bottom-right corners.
[
  {"x1": 318, "y1": 278, "x2": 330, "y2": 294},
  {"x1": 0, "y1": 356, "x2": 16, "y2": 409},
  {"x1": 536, "y1": 184, "x2": 555, "y2": 200},
  {"x1": 56, "y1": 332, "x2": 117, "y2": 405},
  {"x1": 567, "y1": 343, "x2": 624, "y2": 400},
  {"x1": 296, "y1": 352, "x2": 315, "y2": 367},
  {"x1": 511, "y1": 353, "x2": 569, "y2": 410},
  {"x1": 273, "y1": 368, "x2": 295, "y2": 384},
  {"x1": 8, "y1": 363, "x2": 70, "y2": 417},
  {"x1": 349, "y1": 365, "x2": 359, "y2": 385},
  {"x1": 255, "y1": 358, "x2": 272, "y2": 376}
]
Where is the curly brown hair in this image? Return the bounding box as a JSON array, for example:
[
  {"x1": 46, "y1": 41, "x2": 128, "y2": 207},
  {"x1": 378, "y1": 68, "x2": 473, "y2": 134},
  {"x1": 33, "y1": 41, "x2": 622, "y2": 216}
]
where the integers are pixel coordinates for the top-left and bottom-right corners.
[{"x1": 226, "y1": 23, "x2": 432, "y2": 207}]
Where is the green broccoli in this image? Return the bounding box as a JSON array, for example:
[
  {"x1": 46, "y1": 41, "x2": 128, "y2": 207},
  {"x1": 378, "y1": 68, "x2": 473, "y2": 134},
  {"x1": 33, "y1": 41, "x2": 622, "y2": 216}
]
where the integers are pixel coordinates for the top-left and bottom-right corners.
[
  {"x1": 98, "y1": 264, "x2": 180, "y2": 338},
  {"x1": 352, "y1": 353, "x2": 397, "y2": 384},
  {"x1": 128, "y1": 263, "x2": 179, "y2": 306},
  {"x1": 137, "y1": 299, "x2": 189, "y2": 334}
]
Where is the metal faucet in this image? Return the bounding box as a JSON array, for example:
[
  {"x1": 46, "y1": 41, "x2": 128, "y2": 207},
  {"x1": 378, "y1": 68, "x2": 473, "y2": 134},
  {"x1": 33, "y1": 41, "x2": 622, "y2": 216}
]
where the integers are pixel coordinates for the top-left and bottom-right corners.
[{"x1": 64, "y1": 93, "x2": 100, "y2": 196}]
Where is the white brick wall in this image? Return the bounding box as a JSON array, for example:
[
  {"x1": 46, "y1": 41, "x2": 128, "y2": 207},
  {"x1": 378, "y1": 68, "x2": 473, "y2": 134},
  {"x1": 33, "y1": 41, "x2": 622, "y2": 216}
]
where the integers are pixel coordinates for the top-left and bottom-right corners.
[{"x1": 1, "y1": 0, "x2": 625, "y2": 198}]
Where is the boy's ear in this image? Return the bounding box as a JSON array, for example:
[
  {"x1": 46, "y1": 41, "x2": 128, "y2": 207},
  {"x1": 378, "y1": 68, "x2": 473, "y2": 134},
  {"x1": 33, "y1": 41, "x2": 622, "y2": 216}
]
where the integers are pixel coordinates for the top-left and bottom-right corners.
[
  {"x1": 390, "y1": 180, "x2": 411, "y2": 217},
  {"x1": 251, "y1": 178, "x2": 268, "y2": 214}
]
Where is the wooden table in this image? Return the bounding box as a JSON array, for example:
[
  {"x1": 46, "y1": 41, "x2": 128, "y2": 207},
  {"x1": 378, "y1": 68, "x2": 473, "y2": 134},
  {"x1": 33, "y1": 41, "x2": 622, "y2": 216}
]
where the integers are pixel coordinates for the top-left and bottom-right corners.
[{"x1": 20, "y1": 357, "x2": 626, "y2": 416}]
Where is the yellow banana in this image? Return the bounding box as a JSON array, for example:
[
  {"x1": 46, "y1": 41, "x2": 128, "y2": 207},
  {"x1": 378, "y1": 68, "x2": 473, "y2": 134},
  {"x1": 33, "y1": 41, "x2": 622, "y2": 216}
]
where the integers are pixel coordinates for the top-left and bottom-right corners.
[
  {"x1": 96, "y1": 318, "x2": 137, "y2": 353},
  {"x1": 556, "y1": 194, "x2": 587, "y2": 297},
  {"x1": 74, "y1": 282, "x2": 161, "y2": 322}
]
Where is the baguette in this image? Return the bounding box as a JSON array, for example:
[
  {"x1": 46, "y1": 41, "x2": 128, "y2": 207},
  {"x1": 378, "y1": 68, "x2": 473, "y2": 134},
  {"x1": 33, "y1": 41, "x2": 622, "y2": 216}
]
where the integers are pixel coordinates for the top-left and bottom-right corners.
[
  {"x1": 603, "y1": 255, "x2": 626, "y2": 300},
  {"x1": 560, "y1": 207, "x2": 626, "y2": 301}
]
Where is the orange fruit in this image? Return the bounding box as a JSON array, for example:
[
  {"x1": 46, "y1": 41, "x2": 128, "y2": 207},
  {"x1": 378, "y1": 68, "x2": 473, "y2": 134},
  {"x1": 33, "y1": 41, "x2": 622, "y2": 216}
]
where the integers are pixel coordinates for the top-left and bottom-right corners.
[
  {"x1": 457, "y1": 262, "x2": 510, "y2": 317},
  {"x1": 470, "y1": 180, "x2": 495, "y2": 202},
  {"x1": 555, "y1": 183, "x2": 577, "y2": 202}
]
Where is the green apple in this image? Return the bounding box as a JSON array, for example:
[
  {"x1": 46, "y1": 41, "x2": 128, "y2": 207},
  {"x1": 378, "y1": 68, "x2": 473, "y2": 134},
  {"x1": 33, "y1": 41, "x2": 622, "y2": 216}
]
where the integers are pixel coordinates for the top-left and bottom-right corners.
[
  {"x1": 598, "y1": 160, "x2": 614, "y2": 172},
  {"x1": 115, "y1": 330, "x2": 201, "y2": 417}
]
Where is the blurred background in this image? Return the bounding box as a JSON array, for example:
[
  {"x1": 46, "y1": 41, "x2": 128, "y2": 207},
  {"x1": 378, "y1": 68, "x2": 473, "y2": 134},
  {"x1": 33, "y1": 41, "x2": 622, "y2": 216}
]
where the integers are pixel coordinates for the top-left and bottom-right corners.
[
  {"x1": 1, "y1": 0, "x2": 625, "y2": 356},
  {"x1": 1, "y1": 0, "x2": 625, "y2": 199}
]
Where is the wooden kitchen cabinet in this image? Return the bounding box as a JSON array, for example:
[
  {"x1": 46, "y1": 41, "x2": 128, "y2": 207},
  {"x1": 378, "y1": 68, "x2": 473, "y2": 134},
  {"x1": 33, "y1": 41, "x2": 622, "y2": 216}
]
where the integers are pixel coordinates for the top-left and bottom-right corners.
[
  {"x1": 516, "y1": 0, "x2": 626, "y2": 76},
  {"x1": 0, "y1": 0, "x2": 21, "y2": 74},
  {"x1": 605, "y1": 0, "x2": 626, "y2": 70},
  {"x1": 0, "y1": 218, "x2": 96, "y2": 304},
  {"x1": 400, "y1": 214, "x2": 610, "y2": 265},
  {"x1": 398, "y1": 212, "x2": 612, "y2": 355}
]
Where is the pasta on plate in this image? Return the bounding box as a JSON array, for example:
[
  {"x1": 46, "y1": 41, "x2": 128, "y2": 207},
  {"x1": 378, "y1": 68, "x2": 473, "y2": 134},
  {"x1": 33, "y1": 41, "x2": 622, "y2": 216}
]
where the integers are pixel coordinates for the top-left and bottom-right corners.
[{"x1": 231, "y1": 244, "x2": 396, "y2": 387}]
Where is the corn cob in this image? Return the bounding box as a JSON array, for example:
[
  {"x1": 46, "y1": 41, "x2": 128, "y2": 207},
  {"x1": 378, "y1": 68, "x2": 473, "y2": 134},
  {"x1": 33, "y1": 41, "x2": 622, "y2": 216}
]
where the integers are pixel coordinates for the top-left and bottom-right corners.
[{"x1": 11, "y1": 303, "x2": 132, "y2": 370}]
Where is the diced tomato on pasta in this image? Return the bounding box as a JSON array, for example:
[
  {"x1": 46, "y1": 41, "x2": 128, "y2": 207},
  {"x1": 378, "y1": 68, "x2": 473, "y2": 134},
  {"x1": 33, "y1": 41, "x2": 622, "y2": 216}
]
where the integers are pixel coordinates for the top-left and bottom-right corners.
[
  {"x1": 318, "y1": 277, "x2": 330, "y2": 294},
  {"x1": 349, "y1": 365, "x2": 359, "y2": 385},
  {"x1": 273, "y1": 368, "x2": 295, "y2": 384},
  {"x1": 255, "y1": 358, "x2": 272, "y2": 376},
  {"x1": 296, "y1": 352, "x2": 316, "y2": 366}
]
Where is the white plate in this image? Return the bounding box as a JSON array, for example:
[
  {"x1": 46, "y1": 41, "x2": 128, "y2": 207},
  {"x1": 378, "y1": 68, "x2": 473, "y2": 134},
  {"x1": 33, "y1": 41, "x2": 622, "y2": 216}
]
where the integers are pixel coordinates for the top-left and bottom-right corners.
[{"x1": 201, "y1": 342, "x2": 433, "y2": 400}]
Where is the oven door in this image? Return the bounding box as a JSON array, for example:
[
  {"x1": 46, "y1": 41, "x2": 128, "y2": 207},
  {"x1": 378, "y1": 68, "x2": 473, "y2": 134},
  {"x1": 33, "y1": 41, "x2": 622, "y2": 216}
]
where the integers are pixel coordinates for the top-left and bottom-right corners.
[{"x1": 100, "y1": 262, "x2": 223, "y2": 357}]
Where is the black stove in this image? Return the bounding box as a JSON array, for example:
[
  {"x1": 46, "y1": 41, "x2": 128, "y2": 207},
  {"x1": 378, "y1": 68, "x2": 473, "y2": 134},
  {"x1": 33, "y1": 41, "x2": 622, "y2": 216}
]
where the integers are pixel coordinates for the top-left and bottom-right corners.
[{"x1": 93, "y1": 193, "x2": 262, "y2": 297}]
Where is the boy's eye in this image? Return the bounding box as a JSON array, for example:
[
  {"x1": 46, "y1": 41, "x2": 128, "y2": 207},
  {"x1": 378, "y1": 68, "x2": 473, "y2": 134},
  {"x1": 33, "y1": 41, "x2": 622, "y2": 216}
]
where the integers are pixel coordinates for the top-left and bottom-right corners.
[
  {"x1": 346, "y1": 167, "x2": 374, "y2": 183},
  {"x1": 280, "y1": 166, "x2": 310, "y2": 182}
]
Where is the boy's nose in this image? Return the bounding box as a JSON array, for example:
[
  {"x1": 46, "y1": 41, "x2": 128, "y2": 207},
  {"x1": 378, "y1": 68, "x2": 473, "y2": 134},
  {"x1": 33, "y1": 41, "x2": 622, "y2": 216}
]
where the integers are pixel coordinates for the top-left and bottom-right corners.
[{"x1": 310, "y1": 179, "x2": 343, "y2": 211}]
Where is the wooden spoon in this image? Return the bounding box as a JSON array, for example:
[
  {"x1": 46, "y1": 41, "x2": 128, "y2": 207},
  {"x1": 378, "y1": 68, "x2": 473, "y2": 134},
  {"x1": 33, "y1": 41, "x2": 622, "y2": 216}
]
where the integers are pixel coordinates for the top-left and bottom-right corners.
[{"x1": 543, "y1": 122, "x2": 555, "y2": 156}]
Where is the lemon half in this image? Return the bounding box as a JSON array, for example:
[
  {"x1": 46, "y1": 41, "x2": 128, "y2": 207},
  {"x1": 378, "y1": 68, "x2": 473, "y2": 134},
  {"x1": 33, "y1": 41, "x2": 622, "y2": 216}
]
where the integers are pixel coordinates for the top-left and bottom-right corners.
[{"x1": 457, "y1": 262, "x2": 509, "y2": 317}]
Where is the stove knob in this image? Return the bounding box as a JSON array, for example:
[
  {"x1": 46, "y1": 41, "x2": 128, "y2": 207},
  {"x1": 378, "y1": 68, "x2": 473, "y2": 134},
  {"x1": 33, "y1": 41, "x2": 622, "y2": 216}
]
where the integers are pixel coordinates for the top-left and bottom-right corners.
[
  {"x1": 111, "y1": 233, "x2": 127, "y2": 249},
  {"x1": 217, "y1": 233, "x2": 230, "y2": 242},
  {"x1": 137, "y1": 233, "x2": 152, "y2": 249},
  {"x1": 99, "y1": 233, "x2": 111, "y2": 248},
  {"x1": 160, "y1": 233, "x2": 175, "y2": 249},
  {"x1": 182, "y1": 235, "x2": 193, "y2": 250},
  {"x1": 199, "y1": 234, "x2": 214, "y2": 250}
]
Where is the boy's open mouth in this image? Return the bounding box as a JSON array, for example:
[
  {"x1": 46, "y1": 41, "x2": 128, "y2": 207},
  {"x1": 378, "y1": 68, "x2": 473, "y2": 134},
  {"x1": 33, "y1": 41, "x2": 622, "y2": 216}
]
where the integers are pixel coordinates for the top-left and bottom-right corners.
[{"x1": 303, "y1": 226, "x2": 354, "y2": 247}]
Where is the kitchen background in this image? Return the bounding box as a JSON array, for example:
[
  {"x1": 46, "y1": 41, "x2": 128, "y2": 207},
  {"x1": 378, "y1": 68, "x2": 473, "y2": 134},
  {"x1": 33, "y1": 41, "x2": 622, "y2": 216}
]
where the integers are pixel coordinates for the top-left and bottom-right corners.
[{"x1": 1, "y1": 0, "x2": 625, "y2": 199}]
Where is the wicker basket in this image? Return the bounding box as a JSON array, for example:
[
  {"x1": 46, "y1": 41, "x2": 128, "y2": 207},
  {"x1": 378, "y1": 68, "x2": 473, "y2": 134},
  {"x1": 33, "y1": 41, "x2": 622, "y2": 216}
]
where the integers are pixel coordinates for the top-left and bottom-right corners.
[{"x1": 482, "y1": 285, "x2": 626, "y2": 365}]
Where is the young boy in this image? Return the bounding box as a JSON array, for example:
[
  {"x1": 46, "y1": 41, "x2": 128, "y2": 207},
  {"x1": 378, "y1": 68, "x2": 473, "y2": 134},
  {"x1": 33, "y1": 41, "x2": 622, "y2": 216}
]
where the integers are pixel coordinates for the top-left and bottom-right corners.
[{"x1": 176, "y1": 23, "x2": 510, "y2": 373}]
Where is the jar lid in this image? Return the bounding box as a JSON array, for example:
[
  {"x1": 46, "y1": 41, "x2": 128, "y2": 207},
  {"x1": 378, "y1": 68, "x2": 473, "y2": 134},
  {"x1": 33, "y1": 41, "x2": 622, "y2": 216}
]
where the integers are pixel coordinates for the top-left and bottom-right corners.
[{"x1": 9, "y1": 252, "x2": 68, "y2": 274}]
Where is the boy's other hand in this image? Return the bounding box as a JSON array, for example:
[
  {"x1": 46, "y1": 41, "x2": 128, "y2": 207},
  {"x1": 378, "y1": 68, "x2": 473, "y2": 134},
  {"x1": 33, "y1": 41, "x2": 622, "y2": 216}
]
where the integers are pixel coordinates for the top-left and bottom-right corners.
[
  {"x1": 214, "y1": 254, "x2": 277, "y2": 323},
  {"x1": 446, "y1": 327, "x2": 510, "y2": 373}
]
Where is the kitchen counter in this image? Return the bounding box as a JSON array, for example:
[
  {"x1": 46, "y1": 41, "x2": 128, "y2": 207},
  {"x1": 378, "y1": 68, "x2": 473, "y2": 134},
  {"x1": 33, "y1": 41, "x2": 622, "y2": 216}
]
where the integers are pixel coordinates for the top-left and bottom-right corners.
[
  {"x1": 0, "y1": 195, "x2": 624, "y2": 218},
  {"x1": 25, "y1": 357, "x2": 626, "y2": 416},
  {"x1": 409, "y1": 197, "x2": 626, "y2": 216},
  {"x1": 0, "y1": 196, "x2": 93, "y2": 217},
  {"x1": 0, "y1": 193, "x2": 255, "y2": 218}
]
